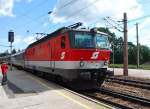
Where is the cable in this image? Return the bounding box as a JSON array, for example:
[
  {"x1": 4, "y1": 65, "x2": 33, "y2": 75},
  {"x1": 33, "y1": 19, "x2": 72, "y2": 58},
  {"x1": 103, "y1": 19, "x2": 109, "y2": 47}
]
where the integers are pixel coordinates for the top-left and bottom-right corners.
[
  {"x1": 24, "y1": 13, "x2": 48, "y2": 27},
  {"x1": 25, "y1": 0, "x2": 80, "y2": 32},
  {"x1": 63, "y1": 0, "x2": 99, "y2": 21},
  {"x1": 0, "y1": 45, "x2": 11, "y2": 47},
  {"x1": 16, "y1": 0, "x2": 49, "y2": 19},
  {"x1": 128, "y1": 14, "x2": 150, "y2": 23},
  {"x1": 103, "y1": 17, "x2": 123, "y2": 32},
  {"x1": 57, "y1": 0, "x2": 80, "y2": 10},
  {"x1": 106, "y1": 17, "x2": 123, "y2": 29},
  {"x1": 11, "y1": 0, "x2": 49, "y2": 29},
  {"x1": 18, "y1": 0, "x2": 79, "y2": 29},
  {"x1": 43, "y1": 0, "x2": 100, "y2": 33},
  {"x1": 138, "y1": 0, "x2": 150, "y2": 5},
  {"x1": 10, "y1": 0, "x2": 84, "y2": 34}
]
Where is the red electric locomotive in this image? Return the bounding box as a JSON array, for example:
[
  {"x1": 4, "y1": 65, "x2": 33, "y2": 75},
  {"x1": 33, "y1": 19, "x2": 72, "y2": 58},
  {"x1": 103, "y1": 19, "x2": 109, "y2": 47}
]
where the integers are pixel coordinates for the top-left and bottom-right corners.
[{"x1": 24, "y1": 23, "x2": 111, "y2": 89}]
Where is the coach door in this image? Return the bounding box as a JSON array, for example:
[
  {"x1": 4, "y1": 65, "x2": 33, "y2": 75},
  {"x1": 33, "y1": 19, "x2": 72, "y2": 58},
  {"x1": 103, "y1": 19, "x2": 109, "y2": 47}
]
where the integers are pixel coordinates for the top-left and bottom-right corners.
[{"x1": 48, "y1": 40, "x2": 55, "y2": 71}]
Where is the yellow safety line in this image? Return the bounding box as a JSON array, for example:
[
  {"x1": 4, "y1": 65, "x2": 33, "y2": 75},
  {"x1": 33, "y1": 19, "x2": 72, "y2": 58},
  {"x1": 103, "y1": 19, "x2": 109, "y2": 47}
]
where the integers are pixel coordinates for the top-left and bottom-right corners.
[
  {"x1": 27, "y1": 75, "x2": 92, "y2": 109},
  {"x1": 56, "y1": 90, "x2": 92, "y2": 109}
]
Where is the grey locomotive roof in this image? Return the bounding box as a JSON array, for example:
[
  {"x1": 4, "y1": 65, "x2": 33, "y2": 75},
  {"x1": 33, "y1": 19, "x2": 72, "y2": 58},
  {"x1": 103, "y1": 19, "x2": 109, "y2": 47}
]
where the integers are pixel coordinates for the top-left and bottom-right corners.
[
  {"x1": 27, "y1": 27, "x2": 108, "y2": 49},
  {"x1": 72, "y1": 28, "x2": 108, "y2": 36},
  {"x1": 11, "y1": 50, "x2": 25, "y2": 57},
  {"x1": 0, "y1": 50, "x2": 25, "y2": 59}
]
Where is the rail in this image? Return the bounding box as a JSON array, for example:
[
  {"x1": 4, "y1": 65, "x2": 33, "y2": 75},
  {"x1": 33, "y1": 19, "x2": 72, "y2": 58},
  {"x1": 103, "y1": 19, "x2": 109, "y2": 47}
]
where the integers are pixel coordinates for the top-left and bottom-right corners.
[
  {"x1": 99, "y1": 88, "x2": 150, "y2": 106},
  {"x1": 81, "y1": 87, "x2": 150, "y2": 109},
  {"x1": 106, "y1": 77, "x2": 150, "y2": 90}
]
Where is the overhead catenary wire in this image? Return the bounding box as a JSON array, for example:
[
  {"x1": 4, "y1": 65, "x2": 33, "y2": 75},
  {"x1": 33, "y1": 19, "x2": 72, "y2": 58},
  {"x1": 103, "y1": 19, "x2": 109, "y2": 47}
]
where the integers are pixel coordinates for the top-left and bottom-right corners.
[
  {"x1": 10, "y1": 0, "x2": 49, "y2": 30},
  {"x1": 23, "y1": 0, "x2": 79, "y2": 28},
  {"x1": 0, "y1": 45, "x2": 14, "y2": 47},
  {"x1": 103, "y1": 17, "x2": 123, "y2": 32},
  {"x1": 27, "y1": 0, "x2": 81, "y2": 33},
  {"x1": 14, "y1": 0, "x2": 81, "y2": 34},
  {"x1": 106, "y1": 17, "x2": 123, "y2": 29},
  {"x1": 57, "y1": 0, "x2": 80, "y2": 10},
  {"x1": 43, "y1": 0, "x2": 101, "y2": 33},
  {"x1": 128, "y1": 14, "x2": 150, "y2": 23},
  {"x1": 16, "y1": 0, "x2": 49, "y2": 19},
  {"x1": 26, "y1": 0, "x2": 79, "y2": 34}
]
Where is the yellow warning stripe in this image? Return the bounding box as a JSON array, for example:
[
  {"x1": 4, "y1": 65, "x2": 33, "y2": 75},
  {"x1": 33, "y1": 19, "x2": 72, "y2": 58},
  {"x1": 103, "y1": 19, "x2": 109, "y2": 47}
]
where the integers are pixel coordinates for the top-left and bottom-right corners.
[{"x1": 27, "y1": 75, "x2": 92, "y2": 109}]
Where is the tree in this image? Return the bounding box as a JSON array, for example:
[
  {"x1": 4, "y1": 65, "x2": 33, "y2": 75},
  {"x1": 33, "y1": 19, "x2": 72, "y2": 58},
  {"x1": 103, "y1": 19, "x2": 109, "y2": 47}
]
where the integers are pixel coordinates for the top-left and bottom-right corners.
[
  {"x1": 97, "y1": 27, "x2": 116, "y2": 43},
  {"x1": 97, "y1": 27, "x2": 150, "y2": 65},
  {"x1": 140, "y1": 45, "x2": 150, "y2": 64},
  {"x1": 97, "y1": 27, "x2": 123, "y2": 64},
  {"x1": 12, "y1": 49, "x2": 16, "y2": 54},
  {"x1": 0, "y1": 50, "x2": 9, "y2": 57},
  {"x1": 18, "y1": 49, "x2": 21, "y2": 52},
  {"x1": 128, "y1": 42, "x2": 137, "y2": 64}
]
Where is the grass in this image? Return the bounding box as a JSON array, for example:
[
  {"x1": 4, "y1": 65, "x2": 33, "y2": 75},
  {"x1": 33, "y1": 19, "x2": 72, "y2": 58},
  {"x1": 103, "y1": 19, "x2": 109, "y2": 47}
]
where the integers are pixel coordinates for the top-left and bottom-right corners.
[{"x1": 109, "y1": 64, "x2": 150, "y2": 70}]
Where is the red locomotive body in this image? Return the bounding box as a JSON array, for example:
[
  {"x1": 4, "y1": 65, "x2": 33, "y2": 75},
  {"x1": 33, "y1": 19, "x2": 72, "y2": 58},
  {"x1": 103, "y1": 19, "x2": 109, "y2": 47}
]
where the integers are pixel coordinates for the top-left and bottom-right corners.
[{"x1": 24, "y1": 25, "x2": 111, "y2": 89}]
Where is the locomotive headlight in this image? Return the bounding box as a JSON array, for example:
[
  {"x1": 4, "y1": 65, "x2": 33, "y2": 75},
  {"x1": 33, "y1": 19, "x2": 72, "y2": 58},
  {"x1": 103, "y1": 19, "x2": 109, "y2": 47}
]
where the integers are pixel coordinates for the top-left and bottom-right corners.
[
  {"x1": 104, "y1": 61, "x2": 108, "y2": 66},
  {"x1": 80, "y1": 61, "x2": 84, "y2": 67}
]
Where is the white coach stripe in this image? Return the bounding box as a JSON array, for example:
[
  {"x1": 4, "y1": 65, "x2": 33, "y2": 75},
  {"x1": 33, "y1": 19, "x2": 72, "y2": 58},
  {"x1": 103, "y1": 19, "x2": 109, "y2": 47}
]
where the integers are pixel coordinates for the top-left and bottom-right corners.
[{"x1": 25, "y1": 61, "x2": 106, "y2": 69}]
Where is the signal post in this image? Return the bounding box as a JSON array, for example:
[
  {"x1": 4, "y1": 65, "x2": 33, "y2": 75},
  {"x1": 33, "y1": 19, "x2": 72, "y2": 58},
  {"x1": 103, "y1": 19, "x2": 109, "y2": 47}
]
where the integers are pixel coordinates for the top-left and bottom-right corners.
[{"x1": 8, "y1": 30, "x2": 14, "y2": 70}]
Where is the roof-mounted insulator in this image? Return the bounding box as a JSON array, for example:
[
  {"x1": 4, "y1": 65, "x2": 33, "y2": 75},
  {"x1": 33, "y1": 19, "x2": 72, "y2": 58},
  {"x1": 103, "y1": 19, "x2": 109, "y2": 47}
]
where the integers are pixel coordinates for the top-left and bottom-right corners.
[
  {"x1": 90, "y1": 28, "x2": 97, "y2": 33},
  {"x1": 81, "y1": 27, "x2": 86, "y2": 29},
  {"x1": 67, "y1": 22, "x2": 82, "y2": 29}
]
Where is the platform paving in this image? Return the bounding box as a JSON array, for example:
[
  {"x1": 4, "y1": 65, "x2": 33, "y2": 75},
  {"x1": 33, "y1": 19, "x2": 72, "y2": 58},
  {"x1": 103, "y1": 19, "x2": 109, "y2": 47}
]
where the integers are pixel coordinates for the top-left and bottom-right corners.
[
  {"x1": 0, "y1": 68, "x2": 113, "y2": 109},
  {"x1": 109, "y1": 68, "x2": 150, "y2": 79}
]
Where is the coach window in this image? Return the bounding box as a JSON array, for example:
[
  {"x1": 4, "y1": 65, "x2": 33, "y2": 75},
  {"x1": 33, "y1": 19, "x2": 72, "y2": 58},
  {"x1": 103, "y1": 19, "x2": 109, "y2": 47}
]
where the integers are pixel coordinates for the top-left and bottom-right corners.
[{"x1": 61, "y1": 36, "x2": 66, "y2": 49}]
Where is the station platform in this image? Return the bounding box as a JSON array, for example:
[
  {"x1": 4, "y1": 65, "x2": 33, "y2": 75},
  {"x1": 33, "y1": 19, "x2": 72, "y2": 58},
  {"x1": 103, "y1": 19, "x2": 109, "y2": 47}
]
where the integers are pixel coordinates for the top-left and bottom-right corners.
[
  {"x1": 108, "y1": 68, "x2": 150, "y2": 79},
  {"x1": 0, "y1": 68, "x2": 113, "y2": 109}
]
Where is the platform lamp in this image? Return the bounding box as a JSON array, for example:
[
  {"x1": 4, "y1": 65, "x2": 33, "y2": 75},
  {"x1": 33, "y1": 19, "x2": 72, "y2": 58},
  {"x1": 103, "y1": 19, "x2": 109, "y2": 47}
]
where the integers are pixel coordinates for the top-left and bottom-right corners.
[{"x1": 8, "y1": 30, "x2": 14, "y2": 71}]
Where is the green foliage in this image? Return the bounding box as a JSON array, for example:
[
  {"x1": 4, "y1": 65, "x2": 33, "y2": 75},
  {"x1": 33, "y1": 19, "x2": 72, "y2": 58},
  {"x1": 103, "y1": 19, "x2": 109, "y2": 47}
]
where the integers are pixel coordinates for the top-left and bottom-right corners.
[
  {"x1": 0, "y1": 50, "x2": 9, "y2": 57},
  {"x1": 0, "y1": 48, "x2": 18, "y2": 57},
  {"x1": 97, "y1": 27, "x2": 150, "y2": 65},
  {"x1": 140, "y1": 45, "x2": 150, "y2": 64},
  {"x1": 12, "y1": 49, "x2": 16, "y2": 54}
]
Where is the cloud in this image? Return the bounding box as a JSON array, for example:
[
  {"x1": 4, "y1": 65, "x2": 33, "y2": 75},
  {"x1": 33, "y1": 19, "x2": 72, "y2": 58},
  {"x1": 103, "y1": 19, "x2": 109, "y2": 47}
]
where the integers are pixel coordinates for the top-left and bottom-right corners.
[
  {"x1": 0, "y1": 0, "x2": 14, "y2": 16},
  {"x1": 128, "y1": 18, "x2": 150, "y2": 47},
  {"x1": 50, "y1": 0, "x2": 143, "y2": 24},
  {"x1": 138, "y1": 18, "x2": 150, "y2": 47},
  {"x1": 43, "y1": 22, "x2": 48, "y2": 27},
  {"x1": 0, "y1": 34, "x2": 36, "y2": 53},
  {"x1": 0, "y1": 0, "x2": 32, "y2": 17},
  {"x1": 27, "y1": 0, "x2": 32, "y2": 3},
  {"x1": 23, "y1": 35, "x2": 35, "y2": 45},
  {"x1": 12, "y1": 34, "x2": 36, "y2": 50},
  {"x1": 50, "y1": 0, "x2": 150, "y2": 47}
]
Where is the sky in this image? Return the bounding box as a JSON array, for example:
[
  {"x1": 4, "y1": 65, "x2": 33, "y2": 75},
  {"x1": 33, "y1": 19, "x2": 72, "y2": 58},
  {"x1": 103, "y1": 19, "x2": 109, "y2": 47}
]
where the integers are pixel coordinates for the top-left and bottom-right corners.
[{"x1": 0, "y1": 0, "x2": 150, "y2": 53}]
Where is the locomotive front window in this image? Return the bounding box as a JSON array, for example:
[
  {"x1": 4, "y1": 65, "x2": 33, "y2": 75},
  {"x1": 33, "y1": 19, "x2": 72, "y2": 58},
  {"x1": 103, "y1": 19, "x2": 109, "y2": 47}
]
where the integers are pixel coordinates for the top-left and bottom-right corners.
[
  {"x1": 74, "y1": 32, "x2": 109, "y2": 49},
  {"x1": 74, "y1": 33, "x2": 95, "y2": 48},
  {"x1": 96, "y1": 34, "x2": 109, "y2": 49}
]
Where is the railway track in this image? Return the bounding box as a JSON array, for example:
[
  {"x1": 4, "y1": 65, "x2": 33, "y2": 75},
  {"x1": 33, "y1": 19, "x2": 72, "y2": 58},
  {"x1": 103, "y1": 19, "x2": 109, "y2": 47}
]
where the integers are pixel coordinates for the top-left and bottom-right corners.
[
  {"x1": 29, "y1": 69, "x2": 150, "y2": 108},
  {"x1": 82, "y1": 87, "x2": 150, "y2": 109},
  {"x1": 20, "y1": 68, "x2": 150, "y2": 108},
  {"x1": 106, "y1": 77, "x2": 150, "y2": 90}
]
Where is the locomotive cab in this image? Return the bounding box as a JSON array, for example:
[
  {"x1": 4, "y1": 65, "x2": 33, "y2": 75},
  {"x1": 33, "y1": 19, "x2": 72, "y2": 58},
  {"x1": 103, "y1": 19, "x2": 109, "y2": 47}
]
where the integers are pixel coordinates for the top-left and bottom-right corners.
[{"x1": 62, "y1": 28, "x2": 111, "y2": 86}]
